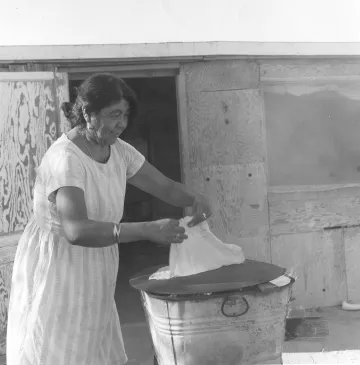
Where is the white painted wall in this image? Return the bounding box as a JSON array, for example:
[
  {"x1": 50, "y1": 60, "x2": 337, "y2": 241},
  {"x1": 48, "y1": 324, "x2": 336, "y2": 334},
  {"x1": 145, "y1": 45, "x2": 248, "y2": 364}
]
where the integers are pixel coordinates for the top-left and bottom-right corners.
[{"x1": 1, "y1": 0, "x2": 360, "y2": 46}]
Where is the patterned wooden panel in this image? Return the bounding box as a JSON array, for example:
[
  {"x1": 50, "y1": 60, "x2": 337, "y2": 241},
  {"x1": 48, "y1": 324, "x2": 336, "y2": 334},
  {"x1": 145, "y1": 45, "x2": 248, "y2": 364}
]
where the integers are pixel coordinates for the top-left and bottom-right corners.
[
  {"x1": 0, "y1": 72, "x2": 66, "y2": 356},
  {"x1": 0, "y1": 232, "x2": 21, "y2": 266},
  {"x1": 0, "y1": 247, "x2": 16, "y2": 357},
  {"x1": 0, "y1": 77, "x2": 58, "y2": 234},
  {"x1": 0, "y1": 263, "x2": 13, "y2": 354}
]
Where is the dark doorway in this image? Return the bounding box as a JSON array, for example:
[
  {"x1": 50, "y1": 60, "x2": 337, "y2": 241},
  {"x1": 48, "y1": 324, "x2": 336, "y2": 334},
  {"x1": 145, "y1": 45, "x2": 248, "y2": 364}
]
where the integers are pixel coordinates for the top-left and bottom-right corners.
[{"x1": 69, "y1": 76, "x2": 182, "y2": 324}]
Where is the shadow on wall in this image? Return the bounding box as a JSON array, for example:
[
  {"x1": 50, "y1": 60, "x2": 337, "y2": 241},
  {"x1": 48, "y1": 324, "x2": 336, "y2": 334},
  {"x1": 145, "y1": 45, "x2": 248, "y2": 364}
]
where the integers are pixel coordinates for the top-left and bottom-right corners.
[{"x1": 264, "y1": 89, "x2": 360, "y2": 186}]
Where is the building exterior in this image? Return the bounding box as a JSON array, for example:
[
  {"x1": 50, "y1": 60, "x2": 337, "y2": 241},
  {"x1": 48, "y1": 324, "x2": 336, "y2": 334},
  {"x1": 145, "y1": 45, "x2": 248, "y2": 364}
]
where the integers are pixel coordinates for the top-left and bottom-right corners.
[{"x1": 1, "y1": 41, "x2": 360, "y2": 355}]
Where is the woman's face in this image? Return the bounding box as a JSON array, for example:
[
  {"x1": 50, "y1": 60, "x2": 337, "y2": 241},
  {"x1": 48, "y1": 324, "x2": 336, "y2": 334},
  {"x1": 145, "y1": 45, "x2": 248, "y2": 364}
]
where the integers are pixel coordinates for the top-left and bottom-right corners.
[{"x1": 87, "y1": 99, "x2": 130, "y2": 145}]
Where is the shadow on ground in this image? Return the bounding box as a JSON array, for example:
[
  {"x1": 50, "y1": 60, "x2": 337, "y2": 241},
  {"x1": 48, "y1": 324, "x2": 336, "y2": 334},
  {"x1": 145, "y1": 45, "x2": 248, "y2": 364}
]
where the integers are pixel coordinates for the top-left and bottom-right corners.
[{"x1": 283, "y1": 306, "x2": 360, "y2": 364}]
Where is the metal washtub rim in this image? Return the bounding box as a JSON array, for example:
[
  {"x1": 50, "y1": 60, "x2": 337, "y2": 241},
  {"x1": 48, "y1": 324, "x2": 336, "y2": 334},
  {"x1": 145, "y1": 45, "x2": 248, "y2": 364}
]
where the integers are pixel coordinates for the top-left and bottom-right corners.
[{"x1": 143, "y1": 276, "x2": 295, "y2": 301}]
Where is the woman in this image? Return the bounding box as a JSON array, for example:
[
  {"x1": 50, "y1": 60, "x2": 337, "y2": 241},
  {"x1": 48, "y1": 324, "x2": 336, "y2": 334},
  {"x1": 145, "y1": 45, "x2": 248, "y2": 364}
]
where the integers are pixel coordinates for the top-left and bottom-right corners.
[{"x1": 7, "y1": 73, "x2": 212, "y2": 365}]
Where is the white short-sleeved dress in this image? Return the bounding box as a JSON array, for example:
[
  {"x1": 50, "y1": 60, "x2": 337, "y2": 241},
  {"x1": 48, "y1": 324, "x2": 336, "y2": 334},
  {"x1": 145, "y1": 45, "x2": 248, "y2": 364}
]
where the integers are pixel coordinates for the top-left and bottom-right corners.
[{"x1": 6, "y1": 133, "x2": 145, "y2": 365}]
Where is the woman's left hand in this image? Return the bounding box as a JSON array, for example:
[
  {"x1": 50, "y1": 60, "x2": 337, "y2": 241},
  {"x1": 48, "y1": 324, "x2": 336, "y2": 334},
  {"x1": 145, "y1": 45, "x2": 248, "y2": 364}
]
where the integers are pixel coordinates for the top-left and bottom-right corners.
[{"x1": 188, "y1": 194, "x2": 213, "y2": 227}]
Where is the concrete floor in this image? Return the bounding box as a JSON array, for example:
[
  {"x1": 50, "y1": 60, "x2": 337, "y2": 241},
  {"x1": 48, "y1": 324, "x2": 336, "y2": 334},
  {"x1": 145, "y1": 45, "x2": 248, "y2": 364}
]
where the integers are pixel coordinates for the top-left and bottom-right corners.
[{"x1": 1, "y1": 306, "x2": 359, "y2": 364}]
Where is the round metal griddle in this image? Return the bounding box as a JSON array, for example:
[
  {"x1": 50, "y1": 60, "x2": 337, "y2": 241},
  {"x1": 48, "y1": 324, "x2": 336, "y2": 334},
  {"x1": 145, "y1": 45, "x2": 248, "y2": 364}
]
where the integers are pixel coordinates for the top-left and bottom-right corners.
[{"x1": 130, "y1": 260, "x2": 286, "y2": 297}]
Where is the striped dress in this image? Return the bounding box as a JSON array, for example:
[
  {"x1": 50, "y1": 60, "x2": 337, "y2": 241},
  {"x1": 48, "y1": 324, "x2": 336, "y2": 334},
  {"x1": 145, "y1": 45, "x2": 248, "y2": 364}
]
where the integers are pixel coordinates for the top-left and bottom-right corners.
[{"x1": 6, "y1": 133, "x2": 145, "y2": 365}]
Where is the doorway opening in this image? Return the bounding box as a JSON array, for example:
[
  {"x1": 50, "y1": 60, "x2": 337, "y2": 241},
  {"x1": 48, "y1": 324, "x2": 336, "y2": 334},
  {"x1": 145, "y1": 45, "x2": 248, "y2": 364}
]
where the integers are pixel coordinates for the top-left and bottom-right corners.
[{"x1": 69, "y1": 75, "x2": 182, "y2": 323}]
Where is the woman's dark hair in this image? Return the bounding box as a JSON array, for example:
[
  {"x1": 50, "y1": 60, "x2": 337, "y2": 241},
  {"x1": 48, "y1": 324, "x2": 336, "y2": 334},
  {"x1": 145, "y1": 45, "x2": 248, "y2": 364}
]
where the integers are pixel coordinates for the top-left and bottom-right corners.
[{"x1": 61, "y1": 73, "x2": 138, "y2": 129}]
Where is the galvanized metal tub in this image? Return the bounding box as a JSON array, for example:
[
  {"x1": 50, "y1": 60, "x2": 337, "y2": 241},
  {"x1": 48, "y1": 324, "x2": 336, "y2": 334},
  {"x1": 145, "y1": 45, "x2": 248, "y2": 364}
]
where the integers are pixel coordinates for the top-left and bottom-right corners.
[{"x1": 140, "y1": 277, "x2": 294, "y2": 365}]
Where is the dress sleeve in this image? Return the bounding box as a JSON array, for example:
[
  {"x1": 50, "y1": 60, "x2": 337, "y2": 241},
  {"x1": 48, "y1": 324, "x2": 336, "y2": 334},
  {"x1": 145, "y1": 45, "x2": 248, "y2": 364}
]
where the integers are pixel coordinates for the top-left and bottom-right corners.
[
  {"x1": 42, "y1": 147, "x2": 86, "y2": 203},
  {"x1": 123, "y1": 141, "x2": 146, "y2": 179}
]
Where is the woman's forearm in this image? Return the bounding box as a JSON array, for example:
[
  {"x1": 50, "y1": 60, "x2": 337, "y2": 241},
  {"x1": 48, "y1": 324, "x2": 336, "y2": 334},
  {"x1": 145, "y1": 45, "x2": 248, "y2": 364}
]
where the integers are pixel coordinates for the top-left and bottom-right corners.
[
  {"x1": 119, "y1": 222, "x2": 149, "y2": 243},
  {"x1": 64, "y1": 219, "x2": 148, "y2": 248}
]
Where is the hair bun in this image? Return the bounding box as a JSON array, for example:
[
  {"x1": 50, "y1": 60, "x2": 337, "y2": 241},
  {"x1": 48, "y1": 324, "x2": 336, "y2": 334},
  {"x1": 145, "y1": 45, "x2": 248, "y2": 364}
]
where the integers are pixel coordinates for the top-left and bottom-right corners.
[{"x1": 61, "y1": 102, "x2": 73, "y2": 118}]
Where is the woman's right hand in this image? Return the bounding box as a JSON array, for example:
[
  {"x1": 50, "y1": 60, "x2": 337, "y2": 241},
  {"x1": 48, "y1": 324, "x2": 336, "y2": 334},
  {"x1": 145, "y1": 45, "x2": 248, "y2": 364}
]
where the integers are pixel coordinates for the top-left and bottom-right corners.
[{"x1": 144, "y1": 219, "x2": 188, "y2": 245}]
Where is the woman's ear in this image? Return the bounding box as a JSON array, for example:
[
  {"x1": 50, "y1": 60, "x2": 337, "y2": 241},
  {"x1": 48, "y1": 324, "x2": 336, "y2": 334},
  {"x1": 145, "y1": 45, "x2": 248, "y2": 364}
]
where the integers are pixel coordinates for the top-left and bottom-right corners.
[{"x1": 82, "y1": 106, "x2": 90, "y2": 123}]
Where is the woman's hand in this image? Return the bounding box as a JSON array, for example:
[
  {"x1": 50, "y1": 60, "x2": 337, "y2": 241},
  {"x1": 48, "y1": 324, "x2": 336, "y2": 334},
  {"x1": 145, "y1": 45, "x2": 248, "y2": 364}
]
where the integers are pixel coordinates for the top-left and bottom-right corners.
[
  {"x1": 188, "y1": 194, "x2": 213, "y2": 227},
  {"x1": 145, "y1": 219, "x2": 188, "y2": 245}
]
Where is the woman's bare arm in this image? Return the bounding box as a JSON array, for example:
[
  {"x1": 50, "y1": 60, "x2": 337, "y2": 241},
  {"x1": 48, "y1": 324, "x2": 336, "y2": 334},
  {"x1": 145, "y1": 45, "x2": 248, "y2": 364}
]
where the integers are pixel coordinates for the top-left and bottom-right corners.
[
  {"x1": 56, "y1": 186, "x2": 187, "y2": 247},
  {"x1": 128, "y1": 161, "x2": 196, "y2": 207},
  {"x1": 56, "y1": 186, "x2": 147, "y2": 247},
  {"x1": 128, "y1": 161, "x2": 213, "y2": 226}
]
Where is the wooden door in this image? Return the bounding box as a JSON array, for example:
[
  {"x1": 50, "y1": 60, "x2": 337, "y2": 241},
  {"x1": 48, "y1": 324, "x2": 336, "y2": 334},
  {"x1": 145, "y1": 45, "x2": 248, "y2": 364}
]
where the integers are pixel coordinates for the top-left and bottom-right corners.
[
  {"x1": 0, "y1": 71, "x2": 69, "y2": 354},
  {"x1": 260, "y1": 60, "x2": 360, "y2": 310}
]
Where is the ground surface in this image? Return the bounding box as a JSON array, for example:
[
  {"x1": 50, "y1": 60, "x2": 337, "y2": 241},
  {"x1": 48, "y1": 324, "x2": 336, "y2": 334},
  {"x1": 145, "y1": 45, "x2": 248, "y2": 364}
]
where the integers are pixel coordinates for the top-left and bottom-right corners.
[{"x1": 1, "y1": 306, "x2": 360, "y2": 364}]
